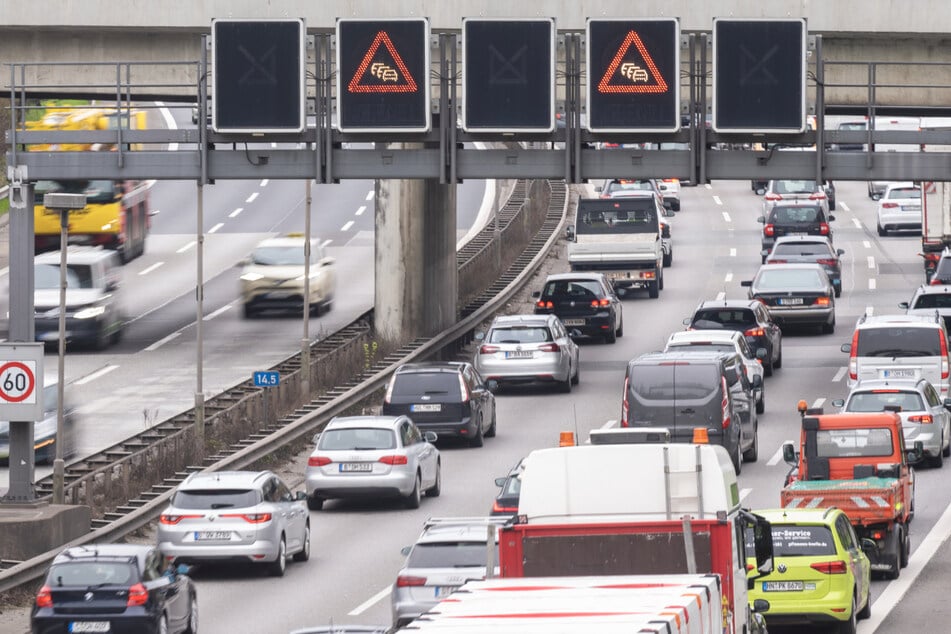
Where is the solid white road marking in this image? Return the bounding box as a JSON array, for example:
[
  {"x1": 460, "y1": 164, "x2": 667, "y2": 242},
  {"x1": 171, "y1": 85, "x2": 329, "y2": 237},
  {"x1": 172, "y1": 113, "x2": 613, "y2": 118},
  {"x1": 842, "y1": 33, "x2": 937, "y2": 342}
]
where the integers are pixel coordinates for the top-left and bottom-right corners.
[
  {"x1": 260, "y1": 179, "x2": 269, "y2": 187},
  {"x1": 713, "y1": 196, "x2": 723, "y2": 205},
  {"x1": 144, "y1": 331, "x2": 182, "y2": 352},
  {"x1": 833, "y1": 367, "x2": 847, "y2": 383},
  {"x1": 365, "y1": 191, "x2": 375, "y2": 201},
  {"x1": 0, "y1": 267, "x2": 9, "y2": 278},
  {"x1": 767, "y1": 447, "x2": 784, "y2": 467},
  {"x1": 203, "y1": 304, "x2": 232, "y2": 321},
  {"x1": 356, "y1": 205, "x2": 367, "y2": 216},
  {"x1": 869, "y1": 279, "x2": 877, "y2": 290},
  {"x1": 229, "y1": 207, "x2": 243, "y2": 218},
  {"x1": 725, "y1": 273, "x2": 734, "y2": 282},
  {"x1": 138, "y1": 262, "x2": 164, "y2": 276},
  {"x1": 867, "y1": 256, "x2": 875, "y2": 269},
  {"x1": 600, "y1": 419, "x2": 618, "y2": 430},
  {"x1": 349, "y1": 586, "x2": 391, "y2": 616},
  {"x1": 739, "y1": 488, "x2": 752, "y2": 502},
  {"x1": 840, "y1": 201, "x2": 850, "y2": 212},
  {"x1": 156, "y1": 102, "x2": 178, "y2": 152},
  {"x1": 863, "y1": 240, "x2": 871, "y2": 249},
  {"x1": 208, "y1": 223, "x2": 224, "y2": 234},
  {"x1": 320, "y1": 239, "x2": 333, "y2": 248},
  {"x1": 705, "y1": 183, "x2": 713, "y2": 190},
  {"x1": 716, "y1": 291, "x2": 726, "y2": 301},
  {"x1": 729, "y1": 248, "x2": 736, "y2": 257},
  {"x1": 722, "y1": 211, "x2": 731, "y2": 222},
  {"x1": 246, "y1": 192, "x2": 259, "y2": 204},
  {"x1": 341, "y1": 220, "x2": 354, "y2": 232},
  {"x1": 852, "y1": 217, "x2": 862, "y2": 229},
  {"x1": 75, "y1": 365, "x2": 120, "y2": 385},
  {"x1": 177, "y1": 241, "x2": 197, "y2": 254},
  {"x1": 812, "y1": 397, "x2": 826, "y2": 409}
]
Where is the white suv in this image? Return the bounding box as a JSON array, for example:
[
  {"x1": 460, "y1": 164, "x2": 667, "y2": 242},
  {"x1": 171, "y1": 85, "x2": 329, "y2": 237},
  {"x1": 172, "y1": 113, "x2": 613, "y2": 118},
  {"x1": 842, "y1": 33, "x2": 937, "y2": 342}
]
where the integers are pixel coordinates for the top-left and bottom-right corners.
[{"x1": 240, "y1": 233, "x2": 336, "y2": 318}]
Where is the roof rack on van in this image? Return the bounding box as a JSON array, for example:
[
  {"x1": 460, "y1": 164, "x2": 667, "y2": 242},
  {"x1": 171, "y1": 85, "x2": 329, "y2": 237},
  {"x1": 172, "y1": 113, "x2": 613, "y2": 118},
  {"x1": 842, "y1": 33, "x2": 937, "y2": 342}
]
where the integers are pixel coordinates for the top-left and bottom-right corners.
[{"x1": 423, "y1": 517, "x2": 512, "y2": 530}]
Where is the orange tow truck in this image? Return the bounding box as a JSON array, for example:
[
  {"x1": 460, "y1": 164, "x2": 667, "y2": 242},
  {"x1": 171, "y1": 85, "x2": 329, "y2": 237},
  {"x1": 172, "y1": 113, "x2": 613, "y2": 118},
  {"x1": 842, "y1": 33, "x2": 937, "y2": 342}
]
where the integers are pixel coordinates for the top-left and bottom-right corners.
[{"x1": 780, "y1": 404, "x2": 919, "y2": 579}]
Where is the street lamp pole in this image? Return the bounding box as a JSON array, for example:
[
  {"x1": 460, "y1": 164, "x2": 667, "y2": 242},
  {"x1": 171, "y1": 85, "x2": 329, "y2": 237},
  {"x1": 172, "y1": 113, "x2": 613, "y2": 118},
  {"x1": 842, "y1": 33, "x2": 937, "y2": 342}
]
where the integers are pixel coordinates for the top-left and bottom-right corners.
[
  {"x1": 43, "y1": 192, "x2": 86, "y2": 506},
  {"x1": 301, "y1": 179, "x2": 312, "y2": 400}
]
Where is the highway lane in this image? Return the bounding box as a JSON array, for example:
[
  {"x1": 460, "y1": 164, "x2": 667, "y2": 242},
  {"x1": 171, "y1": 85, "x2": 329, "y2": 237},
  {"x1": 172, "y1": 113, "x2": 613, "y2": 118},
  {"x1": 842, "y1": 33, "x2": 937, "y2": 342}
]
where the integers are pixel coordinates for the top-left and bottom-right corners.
[{"x1": 164, "y1": 178, "x2": 948, "y2": 633}]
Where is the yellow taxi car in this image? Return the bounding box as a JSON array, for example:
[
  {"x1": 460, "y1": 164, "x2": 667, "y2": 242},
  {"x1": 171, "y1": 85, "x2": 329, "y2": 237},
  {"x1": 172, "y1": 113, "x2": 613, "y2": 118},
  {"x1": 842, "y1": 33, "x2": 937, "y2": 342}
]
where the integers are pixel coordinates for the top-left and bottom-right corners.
[{"x1": 747, "y1": 508, "x2": 872, "y2": 633}]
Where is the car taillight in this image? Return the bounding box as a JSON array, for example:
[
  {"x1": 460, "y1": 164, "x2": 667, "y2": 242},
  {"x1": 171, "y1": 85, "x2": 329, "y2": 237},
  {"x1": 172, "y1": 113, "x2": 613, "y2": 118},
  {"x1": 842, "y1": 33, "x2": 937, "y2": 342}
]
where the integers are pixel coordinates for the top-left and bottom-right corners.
[
  {"x1": 942, "y1": 331, "x2": 950, "y2": 380},
  {"x1": 881, "y1": 202, "x2": 899, "y2": 208},
  {"x1": 36, "y1": 585, "x2": 53, "y2": 608},
  {"x1": 479, "y1": 344, "x2": 500, "y2": 355},
  {"x1": 765, "y1": 192, "x2": 782, "y2": 201},
  {"x1": 538, "y1": 343, "x2": 560, "y2": 352},
  {"x1": 766, "y1": 259, "x2": 786, "y2": 264},
  {"x1": 621, "y1": 376, "x2": 630, "y2": 426},
  {"x1": 909, "y1": 414, "x2": 934, "y2": 424},
  {"x1": 308, "y1": 456, "x2": 332, "y2": 467},
  {"x1": 849, "y1": 330, "x2": 859, "y2": 381},
  {"x1": 810, "y1": 560, "x2": 848, "y2": 575},
  {"x1": 745, "y1": 327, "x2": 765, "y2": 338},
  {"x1": 815, "y1": 297, "x2": 831, "y2": 306},
  {"x1": 127, "y1": 583, "x2": 149, "y2": 607},
  {"x1": 222, "y1": 513, "x2": 272, "y2": 523},
  {"x1": 590, "y1": 298, "x2": 611, "y2": 308},
  {"x1": 663, "y1": 178, "x2": 679, "y2": 184},
  {"x1": 536, "y1": 300, "x2": 553, "y2": 309},
  {"x1": 720, "y1": 376, "x2": 731, "y2": 429},
  {"x1": 819, "y1": 223, "x2": 830, "y2": 235},
  {"x1": 492, "y1": 500, "x2": 517, "y2": 514},
  {"x1": 763, "y1": 224, "x2": 775, "y2": 237},
  {"x1": 931, "y1": 277, "x2": 945, "y2": 286},
  {"x1": 379, "y1": 455, "x2": 409, "y2": 465},
  {"x1": 397, "y1": 575, "x2": 427, "y2": 587},
  {"x1": 159, "y1": 514, "x2": 201, "y2": 525},
  {"x1": 816, "y1": 259, "x2": 837, "y2": 266},
  {"x1": 809, "y1": 191, "x2": 827, "y2": 201}
]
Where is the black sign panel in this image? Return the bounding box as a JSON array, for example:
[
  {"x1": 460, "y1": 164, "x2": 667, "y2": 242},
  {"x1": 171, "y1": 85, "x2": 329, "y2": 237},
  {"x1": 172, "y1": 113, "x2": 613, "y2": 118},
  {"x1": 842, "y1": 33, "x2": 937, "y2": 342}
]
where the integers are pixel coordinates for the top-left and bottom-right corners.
[
  {"x1": 337, "y1": 18, "x2": 430, "y2": 133},
  {"x1": 713, "y1": 18, "x2": 807, "y2": 133},
  {"x1": 212, "y1": 19, "x2": 305, "y2": 134},
  {"x1": 586, "y1": 19, "x2": 680, "y2": 133},
  {"x1": 463, "y1": 18, "x2": 555, "y2": 133}
]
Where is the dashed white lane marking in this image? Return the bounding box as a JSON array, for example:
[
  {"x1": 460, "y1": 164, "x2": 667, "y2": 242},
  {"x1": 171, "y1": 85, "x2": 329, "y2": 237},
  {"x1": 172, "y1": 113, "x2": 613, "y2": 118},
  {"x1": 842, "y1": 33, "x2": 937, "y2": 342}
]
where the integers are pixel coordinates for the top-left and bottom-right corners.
[
  {"x1": 349, "y1": 586, "x2": 391, "y2": 616},
  {"x1": 177, "y1": 241, "x2": 197, "y2": 254},
  {"x1": 138, "y1": 262, "x2": 164, "y2": 276},
  {"x1": 75, "y1": 365, "x2": 119, "y2": 385},
  {"x1": 260, "y1": 179, "x2": 269, "y2": 187},
  {"x1": 716, "y1": 291, "x2": 726, "y2": 301},
  {"x1": 722, "y1": 211, "x2": 731, "y2": 222},
  {"x1": 270, "y1": 142, "x2": 277, "y2": 148},
  {"x1": 705, "y1": 183, "x2": 713, "y2": 190},
  {"x1": 840, "y1": 201, "x2": 850, "y2": 212},
  {"x1": 725, "y1": 272, "x2": 734, "y2": 282},
  {"x1": 729, "y1": 248, "x2": 736, "y2": 257},
  {"x1": 341, "y1": 220, "x2": 354, "y2": 232},
  {"x1": 365, "y1": 191, "x2": 375, "y2": 201},
  {"x1": 144, "y1": 331, "x2": 182, "y2": 352},
  {"x1": 229, "y1": 207, "x2": 243, "y2": 218},
  {"x1": 767, "y1": 447, "x2": 784, "y2": 467},
  {"x1": 739, "y1": 488, "x2": 752, "y2": 502},
  {"x1": 866, "y1": 305, "x2": 874, "y2": 317},
  {"x1": 246, "y1": 192, "x2": 259, "y2": 204},
  {"x1": 852, "y1": 217, "x2": 862, "y2": 228},
  {"x1": 867, "y1": 256, "x2": 875, "y2": 269},
  {"x1": 833, "y1": 367, "x2": 848, "y2": 383},
  {"x1": 713, "y1": 195, "x2": 723, "y2": 205},
  {"x1": 863, "y1": 240, "x2": 871, "y2": 249},
  {"x1": 355, "y1": 205, "x2": 367, "y2": 216},
  {"x1": 812, "y1": 397, "x2": 826, "y2": 409},
  {"x1": 208, "y1": 223, "x2": 224, "y2": 234},
  {"x1": 600, "y1": 419, "x2": 618, "y2": 430},
  {"x1": 869, "y1": 279, "x2": 877, "y2": 290},
  {"x1": 0, "y1": 267, "x2": 7, "y2": 278},
  {"x1": 321, "y1": 239, "x2": 333, "y2": 248},
  {"x1": 203, "y1": 303, "x2": 232, "y2": 321}
]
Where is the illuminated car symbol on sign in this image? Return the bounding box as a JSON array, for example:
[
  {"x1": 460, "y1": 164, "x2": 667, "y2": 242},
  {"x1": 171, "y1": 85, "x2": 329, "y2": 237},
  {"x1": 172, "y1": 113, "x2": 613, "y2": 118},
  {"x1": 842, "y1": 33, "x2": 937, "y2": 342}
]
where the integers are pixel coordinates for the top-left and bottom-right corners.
[
  {"x1": 370, "y1": 62, "x2": 399, "y2": 82},
  {"x1": 620, "y1": 62, "x2": 649, "y2": 82}
]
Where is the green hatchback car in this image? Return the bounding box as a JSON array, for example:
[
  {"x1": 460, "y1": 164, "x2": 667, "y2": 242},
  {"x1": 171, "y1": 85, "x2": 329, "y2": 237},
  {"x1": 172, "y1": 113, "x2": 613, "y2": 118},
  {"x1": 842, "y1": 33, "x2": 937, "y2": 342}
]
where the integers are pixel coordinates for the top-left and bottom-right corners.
[{"x1": 747, "y1": 508, "x2": 872, "y2": 634}]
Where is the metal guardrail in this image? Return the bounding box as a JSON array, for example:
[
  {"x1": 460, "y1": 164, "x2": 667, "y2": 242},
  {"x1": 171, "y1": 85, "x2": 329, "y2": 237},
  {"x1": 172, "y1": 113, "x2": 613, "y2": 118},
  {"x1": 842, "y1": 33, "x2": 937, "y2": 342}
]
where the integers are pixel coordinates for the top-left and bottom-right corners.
[{"x1": 0, "y1": 179, "x2": 569, "y2": 596}]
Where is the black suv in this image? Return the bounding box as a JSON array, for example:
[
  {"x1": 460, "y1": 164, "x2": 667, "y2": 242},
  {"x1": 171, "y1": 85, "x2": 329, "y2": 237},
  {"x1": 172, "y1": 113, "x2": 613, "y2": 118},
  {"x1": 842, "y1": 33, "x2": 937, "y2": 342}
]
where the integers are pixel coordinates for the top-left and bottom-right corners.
[
  {"x1": 684, "y1": 299, "x2": 783, "y2": 376},
  {"x1": 382, "y1": 362, "x2": 496, "y2": 447},
  {"x1": 533, "y1": 272, "x2": 623, "y2": 343},
  {"x1": 757, "y1": 202, "x2": 835, "y2": 261}
]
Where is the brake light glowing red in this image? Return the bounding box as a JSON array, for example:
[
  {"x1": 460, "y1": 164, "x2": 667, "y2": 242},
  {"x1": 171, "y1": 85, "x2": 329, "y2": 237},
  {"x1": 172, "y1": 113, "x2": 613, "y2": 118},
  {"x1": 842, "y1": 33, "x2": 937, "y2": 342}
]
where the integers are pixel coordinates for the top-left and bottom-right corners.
[
  {"x1": 538, "y1": 343, "x2": 560, "y2": 352},
  {"x1": 763, "y1": 224, "x2": 775, "y2": 237},
  {"x1": 536, "y1": 300, "x2": 553, "y2": 309},
  {"x1": 815, "y1": 297, "x2": 831, "y2": 306},
  {"x1": 766, "y1": 259, "x2": 786, "y2": 264},
  {"x1": 379, "y1": 455, "x2": 408, "y2": 465},
  {"x1": 479, "y1": 344, "x2": 500, "y2": 355},
  {"x1": 308, "y1": 456, "x2": 332, "y2": 467},
  {"x1": 222, "y1": 513, "x2": 272, "y2": 523},
  {"x1": 849, "y1": 330, "x2": 859, "y2": 381},
  {"x1": 397, "y1": 575, "x2": 427, "y2": 587},
  {"x1": 809, "y1": 191, "x2": 827, "y2": 201},
  {"x1": 881, "y1": 202, "x2": 900, "y2": 209},
  {"x1": 816, "y1": 259, "x2": 837, "y2": 266},
  {"x1": 127, "y1": 583, "x2": 149, "y2": 606},
  {"x1": 745, "y1": 327, "x2": 765, "y2": 337},
  {"x1": 810, "y1": 560, "x2": 848, "y2": 575},
  {"x1": 159, "y1": 514, "x2": 201, "y2": 525},
  {"x1": 819, "y1": 223, "x2": 830, "y2": 235},
  {"x1": 492, "y1": 500, "x2": 517, "y2": 514},
  {"x1": 622, "y1": 376, "x2": 630, "y2": 426},
  {"x1": 36, "y1": 586, "x2": 53, "y2": 608},
  {"x1": 765, "y1": 193, "x2": 782, "y2": 201},
  {"x1": 909, "y1": 414, "x2": 934, "y2": 424},
  {"x1": 591, "y1": 298, "x2": 611, "y2": 308}
]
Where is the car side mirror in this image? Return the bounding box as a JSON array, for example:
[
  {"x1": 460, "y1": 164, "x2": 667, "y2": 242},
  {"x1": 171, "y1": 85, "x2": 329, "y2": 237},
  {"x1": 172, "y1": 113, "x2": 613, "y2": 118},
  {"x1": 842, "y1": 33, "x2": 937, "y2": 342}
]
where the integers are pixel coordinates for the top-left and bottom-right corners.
[
  {"x1": 840, "y1": 343, "x2": 852, "y2": 353},
  {"x1": 474, "y1": 331, "x2": 485, "y2": 342},
  {"x1": 943, "y1": 398, "x2": 951, "y2": 409},
  {"x1": 531, "y1": 290, "x2": 541, "y2": 299},
  {"x1": 831, "y1": 398, "x2": 845, "y2": 408},
  {"x1": 782, "y1": 441, "x2": 798, "y2": 466},
  {"x1": 105, "y1": 280, "x2": 119, "y2": 292},
  {"x1": 828, "y1": 215, "x2": 836, "y2": 222},
  {"x1": 486, "y1": 379, "x2": 499, "y2": 393},
  {"x1": 682, "y1": 317, "x2": 691, "y2": 326},
  {"x1": 899, "y1": 302, "x2": 909, "y2": 309},
  {"x1": 860, "y1": 538, "x2": 877, "y2": 555},
  {"x1": 837, "y1": 249, "x2": 845, "y2": 256},
  {"x1": 594, "y1": 185, "x2": 603, "y2": 192},
  {"x1": 755, "y1": 348, "x2": 767, "y2": 360},
  {"x1": 175, "y1": 563, "x2": 192, "y2": 577},
  {"x1": 495, "y1": 477, "x2": 506, "y2": 487},
  {"x1": 752, "y1": 598, "x2": 770, "y2": 614},
  {"x1": 295, "y1": 491, "x2": 307, "y2": 501},
  {"x1": 565, "y1": 225, "x2": 576, "y2": 241},
  {"x1": 741, "y1": 280, "x2": 753, "y2": 287},
  {"x1": 423, "y1": 431, "x2": 438, "y2": 443},
  {"x1": 311, "y1": 432, "x2": 321, "y2": 445},
  {"x1": 751, "y1": 375, "x2": 763, "y2": 388},
  {"x1": 756, "y1": 216, "x2": 766, "y2": 224},
  {"x1": 400, "y1": 546, "x2": 412, "y2": 557}
]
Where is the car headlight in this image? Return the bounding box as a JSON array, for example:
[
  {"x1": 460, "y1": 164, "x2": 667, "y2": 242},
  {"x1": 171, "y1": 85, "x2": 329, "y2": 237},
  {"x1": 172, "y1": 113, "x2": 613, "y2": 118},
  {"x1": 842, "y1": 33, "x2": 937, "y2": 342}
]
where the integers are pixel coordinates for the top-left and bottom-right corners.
[
  {"x1": 241, "y1": 272, "x2": 264, "y2": 282},
  {"x1": 74, "y1": 305, "x2": 106, "y2": 319}
]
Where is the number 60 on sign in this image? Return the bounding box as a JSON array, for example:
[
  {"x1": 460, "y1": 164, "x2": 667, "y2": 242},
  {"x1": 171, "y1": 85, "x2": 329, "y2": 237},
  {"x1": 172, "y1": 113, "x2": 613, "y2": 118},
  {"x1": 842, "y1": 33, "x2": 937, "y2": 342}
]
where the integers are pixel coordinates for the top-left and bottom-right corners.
[{"x1": 0, "y1": 343, "x2": 45, "y2": 421}]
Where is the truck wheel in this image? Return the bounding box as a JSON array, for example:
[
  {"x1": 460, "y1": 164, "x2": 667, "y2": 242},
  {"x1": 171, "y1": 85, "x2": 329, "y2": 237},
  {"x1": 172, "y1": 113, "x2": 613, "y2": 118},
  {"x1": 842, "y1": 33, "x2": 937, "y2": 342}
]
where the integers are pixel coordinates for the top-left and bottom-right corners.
[
  {"x1": 648, "y1": 281, "x2": 660, "y2": 299},
  {"x1": 900, "y1": 526, "x2": 910, "y2": 568},
  {"x1": 663, "y1": 250, "x2": 672, "y2": 267},
  {"x1": 659, "y1": 270, "x2": 665, "y2": 291},
  {"x1": 883, "y1": 529, "x2": 901, "y2": 580}
]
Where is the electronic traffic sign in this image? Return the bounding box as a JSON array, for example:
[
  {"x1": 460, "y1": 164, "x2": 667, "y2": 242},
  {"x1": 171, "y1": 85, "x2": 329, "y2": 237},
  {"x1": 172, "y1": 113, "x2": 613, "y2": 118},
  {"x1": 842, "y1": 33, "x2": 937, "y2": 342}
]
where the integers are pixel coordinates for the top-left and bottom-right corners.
[
  {"x1": 462, "y1": 18, "x2": 555, "y2": 133},
  {"x1": 587, "y1": 18, "x2": 681, "y2": 133},
  {"x1": 337, "y1": 18, "x2": 431, "y2": 133},
  {"x1": 713, "y1": 18, "x2": 807, "y2": 133},
  {"x1": 212, "y1": 18, "x2": 306, "y2": 134}
]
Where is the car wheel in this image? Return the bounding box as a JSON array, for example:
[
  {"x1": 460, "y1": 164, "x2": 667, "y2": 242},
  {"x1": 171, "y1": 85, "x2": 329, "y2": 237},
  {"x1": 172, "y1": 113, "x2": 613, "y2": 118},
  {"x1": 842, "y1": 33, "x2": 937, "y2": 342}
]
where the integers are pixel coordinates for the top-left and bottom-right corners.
[
  {"x1": 604, "y1": 327, "x2": 617, "y2": 344},
  {"x1": 157, "y1": 612, "x2": 169, "y2": 634},
  {"x1": 763, "y1": 355, "x2": 774, "y2": 377},
  {"x1": 944, "y1": 436, "x2": 951, "y2": 458},
  {"x1": 648, "y1": 280, "x2": 660, "y2": 299},
  {"x1": 856, "y1": 588, "x2": 872, "y2": 620},
  {"x1": 823, "y1": 317, "x2": 836, "y2": 334},
  {"x1": 293, "y1": 523, "x2": 311, "y2": 562},
  {"x1": 774, "y1": 343, "x2": 783, "y2": 369},
  {"x1": 405, "y1": 474, "x2": 422, "y2": 509},
  {"x1": 756, "y1": 384, "x2": 765, "y2": 415},
  {"x1": 242, "y1": 303, "x2": 255, "y2": 319},
  {"x1": 184, "y1": 594, "x2": 198, "y2": 634},
  {"x1": 307, "y1": 495, "x2": 323, "y2": 511},
  {"x1": 837, "y1": 596, "x2": 857, "y2": 634},
  {"x1": 732, "y1": 442, "x2": 742, "y2": 475},
  {"x1": 900, "y1": 525, "x2": 910, "y2": 568},
  {"x1": 469, "y1": 420, "x2": 485, "y2": 447},
  {"x1": 659, "y1": 269, "x2": 665, "y2": 291},
  {"x1": 929, "y1": 446, "x2": 944, "y2": 469},
  {"x1": 742, "y1": 425, "x2": 759, "y2": 463},
  {"x1": 560, "y1": 367, "x2": 573, "y2": 393},
  {"x1": 571, "y1": 360, "x2": 580, "y2": 386},
  {"x1": 616, "y1": 315, "x2": 623, "y2": 338},
  {"x1": 485, "y1": 411, "x2": 497, "y2": 438},
  {"x1": 877, "y1": 224, "x2": 886, "y2": 237},
  {"x1": 268, "y1": 536, "x2": 287, "y2": 577},
  {"x1": 427, "y1": 461, "x2": 442, "y2": 497},
  {"x1": 110, "y1": 324, "x2": 123, "y2": 345}
]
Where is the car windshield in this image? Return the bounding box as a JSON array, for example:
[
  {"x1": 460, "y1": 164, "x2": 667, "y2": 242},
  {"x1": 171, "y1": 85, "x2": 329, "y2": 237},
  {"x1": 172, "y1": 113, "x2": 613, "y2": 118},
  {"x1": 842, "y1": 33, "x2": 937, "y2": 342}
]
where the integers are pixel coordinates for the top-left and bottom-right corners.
[
  {"x1": 855, "y1": 327, "x2": 942, "y2": 357},
  {"x1": 886, "y1": 187, "x2": 921, "y2": 200},
  {"x1": 487, "y1": 326, "x2": 553, "y2": 344},
  {"x1": 171, "y1": 488, "x2": 261, "y2": 510},
  {"x1": 846, "y1": 390, "x2": 925, "y2": 413},
  {"x1": 406, "y1": 542, "x2": 493, "y2": 568},
  {"x1": 251, "y1": 246, "x2": 306, "y2": 266},
  {"x1": 319, "y1": 428, "x2": 397, "y2": 451},
  {"x1": 912, "y1": 293, "x2": 951, "y2": 309},
  {"x1": 745, "y1": 525, "x2": 837, "y2": 557},
  {"x1": 815, "y1": 428, "x2": 895, "y2": 458},
  {"x1": 34, "y1": 263, "x2": 95, "y2": 290},
  {"x1": 773, "y1": 180, "x2": 818, "y2": 195},
  {"x1": 770, "y1": 206, "x2": 822, "y2": 223},
  {"x1": 47, "y1": 562, "x2": 137, "y2": 587},
  {"x1": 391, "y1": 373, "x2": 460, "y2": 398},
  {"x1": 771, "y1": 243, "x2": 833, "y2": 257},
  {"x1": 605, "y1": 180, "x2": 655, "y2": 194},
  {"x1": 756, "y1": 268, "x2": 825, "y2": 289},
  {"x1": 692, "y1": 309, "x2": 756, "y2": 329},
  {"x1": 576, "y1": 200, "x2": 658, "y2": 235},
  {"x1": 838, "y1": 122, "x2": 866, "y2": 131},
  {"x1": 667, "y1": 342, "x2": 735, "y2": 355},
  {"x1": 541, "y1": 280, "x2": 603, "y2": 301}
]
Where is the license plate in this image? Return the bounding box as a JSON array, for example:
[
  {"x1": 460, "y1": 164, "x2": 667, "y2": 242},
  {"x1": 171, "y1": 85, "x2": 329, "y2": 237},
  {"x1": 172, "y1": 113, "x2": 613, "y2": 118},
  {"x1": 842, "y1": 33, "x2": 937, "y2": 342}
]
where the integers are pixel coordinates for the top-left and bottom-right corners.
[
  {"x1": 903, "y1": 205, "x2": 921, "y2": 211},
  {"x1": 267, "y1": 291, "x2": 293, "y2": 299},
  {"x1": 435, "y1": 586, "x2": 459, "y2": 597},
  {"x1": 70, "y1": 623, "x2": 111, "y2": 633},
  {"x1": 562, "y1": 319, "x2": 585, "y2": 326},
  {"x1": 778, "y1": 297, "x2": 804, "y2": 305},
  {"x1": 194, "y1": 531, "x2": 231, "y2": 541},
  {"x1": 411, "y1": 403, "x2": 441, "y2": 413},
  {"x1": 340, "y1": 462, "x2": 372, "y2": 472},
  {"x1": 762, "y1": 581, "x2": 804, "y2": 592},
  {"x1": 505, "y1": 351, "x2": 533, "y2": 359},
  {"x1": 883, "y1": 369, "x2": 916, "y2": 378}
]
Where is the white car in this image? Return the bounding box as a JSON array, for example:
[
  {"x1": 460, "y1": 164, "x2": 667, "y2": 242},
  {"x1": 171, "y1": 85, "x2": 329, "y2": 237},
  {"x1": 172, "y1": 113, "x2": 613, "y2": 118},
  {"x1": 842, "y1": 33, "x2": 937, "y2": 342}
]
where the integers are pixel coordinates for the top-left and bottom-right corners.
[
  {"x1": 664, "y1": 329, "x2": 766, "y2": 414},
  {"x1": 876, "y1": 182, "x2": 922, "y2": 236},
  {"x1": 656, "y1": 178, "x2": 681, "y2": 211},
  {"x1": 239, "y1": 233, "x2": 336, "y2": 318}
]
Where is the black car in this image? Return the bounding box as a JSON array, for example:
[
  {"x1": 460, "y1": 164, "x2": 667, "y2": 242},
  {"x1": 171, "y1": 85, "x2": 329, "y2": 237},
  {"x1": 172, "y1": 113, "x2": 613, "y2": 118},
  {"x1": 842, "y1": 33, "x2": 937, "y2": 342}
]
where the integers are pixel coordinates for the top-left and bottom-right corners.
[
  {"x1": 741, "y1": 263, "x2": 837, "y2": 334},
  {"x1": 382, "y1": 362, "x2": 496, "y2": 448},
  {"x1": 757, "y1": 202, "x2": 835, "y2": 261},
  {"x1": 490, "y1": 458, "x2": 524, "y2": 517},
  {"x1": 684, "y1": 299, "x2": 783, "y2": 376},
  {"x1": 764, "y1": 236, "x2": 845, "y2": 297},
  {"x1": 533, "y1": 272, "x2": 623, "y2": 343},
  {"x1": 32, "y1": 544, "x2": 197, "y2": 634}
]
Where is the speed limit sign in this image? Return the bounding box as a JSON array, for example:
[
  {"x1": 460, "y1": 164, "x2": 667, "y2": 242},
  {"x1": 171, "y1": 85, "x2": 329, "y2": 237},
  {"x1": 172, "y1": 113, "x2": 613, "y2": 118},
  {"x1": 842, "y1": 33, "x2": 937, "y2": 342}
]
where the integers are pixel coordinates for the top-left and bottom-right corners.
[{"x1": 0, "y1": 343, "x2": 44, "y2": 421}]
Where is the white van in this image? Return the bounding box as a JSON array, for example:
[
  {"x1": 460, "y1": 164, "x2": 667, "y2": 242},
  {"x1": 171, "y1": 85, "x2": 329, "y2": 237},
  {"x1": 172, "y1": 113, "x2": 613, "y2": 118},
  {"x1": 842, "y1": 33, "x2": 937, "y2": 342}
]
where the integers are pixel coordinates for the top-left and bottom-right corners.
[{"x1": 842, "y1": 314, "x2": 951, "y2": 398}]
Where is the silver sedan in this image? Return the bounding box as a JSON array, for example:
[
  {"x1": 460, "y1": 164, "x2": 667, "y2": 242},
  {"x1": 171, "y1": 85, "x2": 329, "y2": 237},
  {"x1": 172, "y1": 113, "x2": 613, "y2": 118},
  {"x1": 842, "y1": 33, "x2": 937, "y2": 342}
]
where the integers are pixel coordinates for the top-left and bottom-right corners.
[{"x1": 304, "y1": 415, "x2": 441, "y2": 510}]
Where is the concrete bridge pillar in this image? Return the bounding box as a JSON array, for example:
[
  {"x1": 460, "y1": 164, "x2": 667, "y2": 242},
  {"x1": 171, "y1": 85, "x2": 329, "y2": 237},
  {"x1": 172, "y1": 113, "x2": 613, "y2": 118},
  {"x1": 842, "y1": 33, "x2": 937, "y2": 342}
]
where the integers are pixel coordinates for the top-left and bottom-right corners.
[{"x1": 374, "y1": 176, "x2": 457, "y2": 341}]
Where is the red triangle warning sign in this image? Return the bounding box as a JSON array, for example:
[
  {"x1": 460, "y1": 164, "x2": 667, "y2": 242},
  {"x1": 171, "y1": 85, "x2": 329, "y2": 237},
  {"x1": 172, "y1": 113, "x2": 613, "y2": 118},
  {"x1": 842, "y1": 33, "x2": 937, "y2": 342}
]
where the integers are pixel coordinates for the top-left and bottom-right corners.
[
  {"x1": 597, "y1": 31, "x2": 669, "y2": 94},
  {"x1": 348, "y1": 31, "x2": 419, "y2": 93}
]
